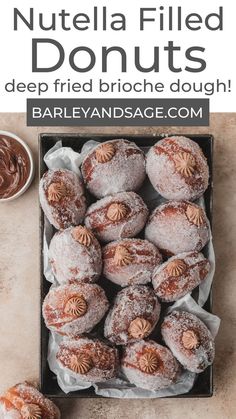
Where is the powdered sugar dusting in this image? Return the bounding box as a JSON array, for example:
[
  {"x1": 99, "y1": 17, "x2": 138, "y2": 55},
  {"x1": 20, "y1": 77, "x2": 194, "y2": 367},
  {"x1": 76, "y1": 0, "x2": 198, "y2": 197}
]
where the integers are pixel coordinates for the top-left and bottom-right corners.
[
  {"x1": 81, "y1": 139, "x2": 146, "y2": 198},
  {"x1": 104, "y1": 285, "x2": 161, "y2": 345},
  {"x1": 85, "y1": 192, "x2": 148, "y2": 243},
  {"x1": 121, "y1": 340, "x2": 180, "y2": 391},
  {"x1": 152, "y1": 251, "x2": 211, "y2": 302},
  {"x1": 103, "y1": 238, "x2": 162, "y2": 287},
  {"x1": 49, "y1": 226, "x2": 102, "y2": 284},
  {"x1": 146, "y1": 136, "x2": 209, "y2": 201},
  {"x1": 145, "y1": 200, "x2": 210, "y2": 255},
  {"x1": 39, "y1": 169, "x2": 86, "y2": 229},
  {"x1": 1, "y1": 382, "x2": 60, "y2": 418},
  {"x1": 0, "y1": 398, "x2": 21, "y2": 419},
  {"x1": 56, "y1": 336, "x2": 119, "y2": 383},
  {"x1": 161, "y1": 310, "x2": 215, "y2": 373},
  {"x1": 43, "y1": 283, "x2": 109, "y2": 337}
]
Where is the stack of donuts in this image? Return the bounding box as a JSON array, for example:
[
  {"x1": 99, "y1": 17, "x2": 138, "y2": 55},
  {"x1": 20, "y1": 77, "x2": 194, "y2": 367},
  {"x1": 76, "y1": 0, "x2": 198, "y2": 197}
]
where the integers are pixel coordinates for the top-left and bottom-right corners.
[{"x1": 40, "y1": 136, "x2": 215, "y2": 393}]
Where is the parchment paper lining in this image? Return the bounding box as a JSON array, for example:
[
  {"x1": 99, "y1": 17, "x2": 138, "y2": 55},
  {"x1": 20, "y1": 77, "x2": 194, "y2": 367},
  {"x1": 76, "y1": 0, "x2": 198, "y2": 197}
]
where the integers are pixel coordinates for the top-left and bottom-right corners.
[{"x1": 42, "y1": 140, "x2": 219, "y2": 398}]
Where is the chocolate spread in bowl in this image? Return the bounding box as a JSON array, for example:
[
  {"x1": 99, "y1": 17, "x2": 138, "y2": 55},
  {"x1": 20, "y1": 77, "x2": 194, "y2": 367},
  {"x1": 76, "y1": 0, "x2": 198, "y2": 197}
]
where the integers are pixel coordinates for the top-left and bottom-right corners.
[{"x1": 0, "y1": 135, "x2": 31, "y2": 199}]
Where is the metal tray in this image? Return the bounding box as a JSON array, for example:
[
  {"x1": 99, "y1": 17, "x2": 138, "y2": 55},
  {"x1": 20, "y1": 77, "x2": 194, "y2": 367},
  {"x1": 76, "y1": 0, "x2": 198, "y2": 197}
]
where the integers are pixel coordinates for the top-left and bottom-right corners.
[{"x1": 39, "y1": 133, "x2": 214, "y2": 398}]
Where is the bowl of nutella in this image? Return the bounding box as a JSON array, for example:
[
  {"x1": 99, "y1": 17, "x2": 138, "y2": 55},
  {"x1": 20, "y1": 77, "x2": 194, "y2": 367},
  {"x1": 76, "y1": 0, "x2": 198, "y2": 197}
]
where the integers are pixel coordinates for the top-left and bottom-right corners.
[{"x1": 0, "y1": 131, "x2": 34, "y2": 201}]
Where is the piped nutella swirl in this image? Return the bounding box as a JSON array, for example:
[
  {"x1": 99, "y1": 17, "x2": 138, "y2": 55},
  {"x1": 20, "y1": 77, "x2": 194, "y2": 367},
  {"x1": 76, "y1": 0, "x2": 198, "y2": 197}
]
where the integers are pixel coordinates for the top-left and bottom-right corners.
[{"x1": 0, "y1": 135, "x2": 30, "y2": 199}]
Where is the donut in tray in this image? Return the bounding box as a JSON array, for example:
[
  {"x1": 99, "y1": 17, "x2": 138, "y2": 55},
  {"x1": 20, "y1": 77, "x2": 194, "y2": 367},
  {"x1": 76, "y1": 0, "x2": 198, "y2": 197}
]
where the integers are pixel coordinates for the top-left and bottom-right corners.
[
  {"x1": 85, "y1": 191, "x2": 148, "y2": 243},
  {"x1": 0, "y1": 382, "x2": 60, "y2": 418},
  {"x1": 49, "y1": 226, "x2": 102, "y2": 284},
  {"x1": 81, "y1": 139, "x2": 146, "y2": 198},
  {"x1": 152, "y1": 251, "x2": 211, "y2": 302},
  {"x1": 161, "y1": 310, "x2": 215, "y2": 373},
  {"x1": 56, "y1": 336, "x2": 119, "y2": 383},
  {"x1": 103, "y1": 238, "x2": 162, "y2": 287},
  {"x1": 104, "y1": 285, "x2": 161, "y2": 345},
  {"x1": 39, "y1": 168, "x2": 86, "y2": 230},
  {"x1": 121, "y1": 340, "x2": 180, "y2": 391},
  {"x1": 145, "y1": 200, "x2": 210, "y2": 256},
  {"x1": 146, "y1": 136, "x2": 209, "y2": 201},
  {"x1": 42, "y1": 283, "x2": 109, "y2": 337}
]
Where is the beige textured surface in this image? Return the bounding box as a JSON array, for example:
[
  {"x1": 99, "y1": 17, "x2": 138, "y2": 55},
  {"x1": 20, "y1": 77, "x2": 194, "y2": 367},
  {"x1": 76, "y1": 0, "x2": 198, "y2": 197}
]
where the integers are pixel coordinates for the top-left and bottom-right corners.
[{"x1": 0, "y1": 113, "x2": 235, "y2": 419}]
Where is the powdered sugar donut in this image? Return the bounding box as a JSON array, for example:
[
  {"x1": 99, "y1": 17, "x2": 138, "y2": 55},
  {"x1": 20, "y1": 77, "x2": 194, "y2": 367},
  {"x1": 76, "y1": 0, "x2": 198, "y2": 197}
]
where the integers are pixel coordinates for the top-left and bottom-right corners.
[
  {"x1": 56, "y1": 336, "x2": 119, "y2": 383},
  {"x1": 43, "y1": 283, "x2": 109, "y2": 337},
  {"x1": 103, "y1": 238, "x2": 162, "y2": 287},
  {"x1": 121, "y1": 340, "x2": 180, "y2": 391},
  {"x1": 145, "y1": 201, "x2": 210, "y2": 256},
  {"x1": 152, "y1": 252, "x2": 211, "y2": 302},
  {"x1": 146, "y1": 136, "x2": 209, "y2": 201},
  {"x1": 81, "y1": 139, "x2": 146, "y2": 198},
  {"x1": 161, "y1": 311, "x2": 215, "y2": 373},
  {"x1": 85, "y1": 192, "x2": 148, "y2": 243},
  {"x1": 39, "y1": 169, "x2": 86, "y2": 229},
  {"x1": 104, "y1": 285, "x2": 161, "y2": 345},
  {"x1": 49, "y1": 226, "x2": 102, "y2": 284},
  {"x1": 0, "y1": 382, "x2": 60, "y2": 418}
]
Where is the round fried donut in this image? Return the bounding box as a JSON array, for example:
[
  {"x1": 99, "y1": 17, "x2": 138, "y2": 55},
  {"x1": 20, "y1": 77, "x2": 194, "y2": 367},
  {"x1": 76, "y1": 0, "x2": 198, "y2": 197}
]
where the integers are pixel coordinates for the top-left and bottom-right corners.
[
  {"x1": 152, "y1": 251, "x2": 211, "y2": 302},
  {"x1": 145, "y1": 200, "x2": 210, "y2": 256},
  {"x1": 104, "y1": 285, "x2": 161, "y2": 345},
  {"x1": 146, "y1": 136, "x2": 209, "y2": 201},
  {"x1": 39, "y1": 169, "x2": 86, "y2": 229},
  {"x1": 56, "y1": 336, "x2": 119, "y2": 383},
  {"x1": 43, "y1": 283, "x2": 109, "y2": 336},
  {"x1": 121, "y1": 340, "x2": 180, "y2": 391},
  {"x1": 49, "y1": 226, "x2": 102, "y2": 284},
  {"x1": 103, "y1": 238, "x2": 162, "y2": 287},
  {"x1": 81, "y1": 139, "x2": 146, "y2": 198},
  {"x1": 161, "y1": 310, "x2": 215, "y2": 373},
  {"x1": 85, "y1": 192, "x2": 148, "y2": 243},
  {"x1": 0, "y1": 382, "x2": 60, "y2": 418}
]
